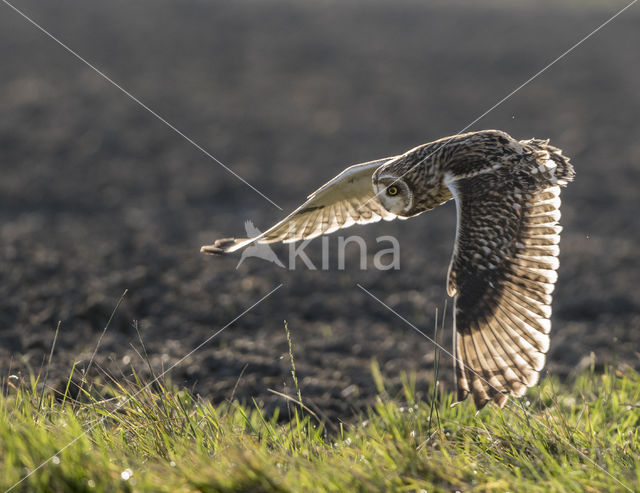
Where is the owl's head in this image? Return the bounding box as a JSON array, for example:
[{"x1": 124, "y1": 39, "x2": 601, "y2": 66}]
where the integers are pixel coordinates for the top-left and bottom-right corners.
[
  {"x1": 373, "y1": 144, "x2": 453, "y2": 217},
  {"x1": 373, "y1": 150, "x2": 431, "y2": 216},
  {"x1": 372, "y1": 170, "x2": 414, "y2": 216}
]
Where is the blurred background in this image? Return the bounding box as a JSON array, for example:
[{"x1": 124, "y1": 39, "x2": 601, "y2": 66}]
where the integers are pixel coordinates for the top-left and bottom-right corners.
[{"x1": 1, "y1": 0, "x2": 638, "y2": 420}]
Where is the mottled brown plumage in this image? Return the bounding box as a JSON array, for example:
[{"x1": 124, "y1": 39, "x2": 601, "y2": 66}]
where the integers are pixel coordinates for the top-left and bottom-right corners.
[{"x1": 202, "y1": 129, "x2": 575, "y2": 410}]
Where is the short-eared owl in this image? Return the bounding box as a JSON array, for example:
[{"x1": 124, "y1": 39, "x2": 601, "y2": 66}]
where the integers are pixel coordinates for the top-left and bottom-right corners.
[{"x1": 202, "y1": 130, "x2": 575, "y2": 409}]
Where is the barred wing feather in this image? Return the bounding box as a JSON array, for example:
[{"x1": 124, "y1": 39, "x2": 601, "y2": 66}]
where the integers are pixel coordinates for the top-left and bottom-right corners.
[
  {"x1": 446, "y1": 169, "x2": 567, "y2": 409},
  {"x1": 201, "y1": 157, "x2": 400, "y2": 254}
]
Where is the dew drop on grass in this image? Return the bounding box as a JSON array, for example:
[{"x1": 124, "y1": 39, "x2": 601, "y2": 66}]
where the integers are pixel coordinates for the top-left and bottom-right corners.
[{"x1": 51, "y1": 456, "x2": 60, "y2": 465}]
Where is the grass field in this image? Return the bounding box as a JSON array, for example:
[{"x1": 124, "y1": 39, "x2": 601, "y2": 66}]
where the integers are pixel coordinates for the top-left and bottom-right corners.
[{"x1": 1, "y1": 360, "x2": 639, "y2": 492}]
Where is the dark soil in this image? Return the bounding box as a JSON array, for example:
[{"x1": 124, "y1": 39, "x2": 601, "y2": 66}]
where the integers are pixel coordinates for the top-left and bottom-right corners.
[{"x1": 1, "y1": 0, "x2": 639, "y2": 421}]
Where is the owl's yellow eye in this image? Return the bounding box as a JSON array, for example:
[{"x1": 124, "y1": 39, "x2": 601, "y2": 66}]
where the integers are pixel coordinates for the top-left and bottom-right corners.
[{"x1": 387, "y1": 185, "x2": 399, "y2": 196}]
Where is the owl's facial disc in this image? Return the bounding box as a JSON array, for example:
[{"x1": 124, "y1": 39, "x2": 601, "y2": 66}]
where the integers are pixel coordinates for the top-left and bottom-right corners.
[{"x1": 374, "y1": 174, "x2": 413, "y2": 215}]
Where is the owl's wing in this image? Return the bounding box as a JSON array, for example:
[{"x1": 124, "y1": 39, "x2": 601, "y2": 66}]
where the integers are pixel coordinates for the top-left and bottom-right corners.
[
  {"x1": 445, "y1": 159, "x2": 571, "y2": 409},
  {"x1": 201, "y1": 156, "x2": 400, "y2": 254}
]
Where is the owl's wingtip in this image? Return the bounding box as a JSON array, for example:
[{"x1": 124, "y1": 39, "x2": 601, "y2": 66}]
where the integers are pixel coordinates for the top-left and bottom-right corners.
[
  {"x1": 200, "y1": 238, "x2": 238, "y2": 255},
  {"x1": 200, "y1": 244, "x2": 225, "y2": 255}
]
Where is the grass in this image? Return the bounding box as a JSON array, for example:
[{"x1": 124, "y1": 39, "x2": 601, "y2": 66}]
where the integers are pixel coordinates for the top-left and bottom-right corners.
[{"x1": 1, "y1": 360, "x2": 639, "y2": 492}]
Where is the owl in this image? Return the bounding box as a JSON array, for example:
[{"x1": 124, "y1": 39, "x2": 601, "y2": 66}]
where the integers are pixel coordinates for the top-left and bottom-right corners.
[{"x1": 201, "y1": 129, "x2": 575, "y2": 409}]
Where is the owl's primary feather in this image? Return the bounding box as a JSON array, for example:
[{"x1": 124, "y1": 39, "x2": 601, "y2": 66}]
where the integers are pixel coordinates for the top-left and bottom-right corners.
[{"x1": 201, "y1": 130, "x2": 574, "y2": 410}]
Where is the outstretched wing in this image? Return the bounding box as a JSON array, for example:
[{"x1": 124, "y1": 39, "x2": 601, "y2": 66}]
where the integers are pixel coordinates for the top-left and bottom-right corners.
[
  {"x1": 201, "y1": 157, "x2": 400, "y2": 254},
  {"x1": 445, "y1": 152, "x2": 572, "y2": 409}
]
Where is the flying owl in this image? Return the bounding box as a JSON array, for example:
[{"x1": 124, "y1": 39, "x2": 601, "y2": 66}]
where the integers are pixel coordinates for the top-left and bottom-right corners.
[{"x1": 201, "y1": 130, "x2": 575, "y2": 409}]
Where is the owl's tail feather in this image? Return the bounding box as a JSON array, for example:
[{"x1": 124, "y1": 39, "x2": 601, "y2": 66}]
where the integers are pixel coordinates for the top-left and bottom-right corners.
[{"x1": 523, "y1": 138, "x2": 575, "y2": 186}]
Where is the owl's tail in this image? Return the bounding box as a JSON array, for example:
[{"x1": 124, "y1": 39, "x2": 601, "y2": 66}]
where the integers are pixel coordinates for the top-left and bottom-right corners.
[{"x1": 524, "y1": 138, "x2": 575, "y2": 186}]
